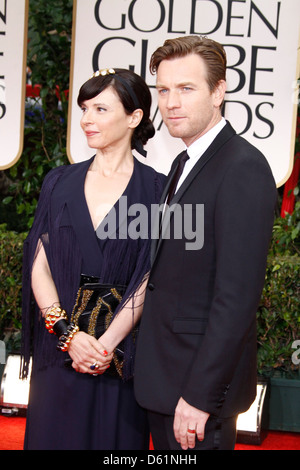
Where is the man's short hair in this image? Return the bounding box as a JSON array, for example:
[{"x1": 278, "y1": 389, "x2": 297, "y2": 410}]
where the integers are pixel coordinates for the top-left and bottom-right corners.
[{"x1": 150, "y1": 35, "x2": 227, "y2": 93}]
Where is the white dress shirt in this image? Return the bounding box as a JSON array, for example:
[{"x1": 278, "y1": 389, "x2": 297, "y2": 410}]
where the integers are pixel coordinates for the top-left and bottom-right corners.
[{"x1": 175, "y1": 117, "x2": 226, "y2": 193}]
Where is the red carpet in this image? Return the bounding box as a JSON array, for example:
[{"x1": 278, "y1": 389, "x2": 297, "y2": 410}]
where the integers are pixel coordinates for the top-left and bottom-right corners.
[
  {"x1": 0, "y1": 416, "x2": 299, "y2": 450},
  {"x1": 0, "y1": 416, "x2": 26, "y2": 450},
  {"x1": 235, "y1": 433, "x2": 300, "y2": 450}
]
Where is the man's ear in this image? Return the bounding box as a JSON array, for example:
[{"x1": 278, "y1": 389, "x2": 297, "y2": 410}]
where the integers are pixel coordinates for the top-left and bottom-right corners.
[{"x1": 213, "y1": 80, "x2": 227, "y2": 108}]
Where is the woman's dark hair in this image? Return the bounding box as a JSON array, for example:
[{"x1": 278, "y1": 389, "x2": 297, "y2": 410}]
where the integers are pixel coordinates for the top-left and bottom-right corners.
[{"x1": 77, "y1": 68, "x2": 155, "y2": 152}]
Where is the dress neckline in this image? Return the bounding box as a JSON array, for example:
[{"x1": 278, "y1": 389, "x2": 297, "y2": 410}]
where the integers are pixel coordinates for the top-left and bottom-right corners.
[{"x1": 82, "y1": 155, "x2": 136, "y2": 234}]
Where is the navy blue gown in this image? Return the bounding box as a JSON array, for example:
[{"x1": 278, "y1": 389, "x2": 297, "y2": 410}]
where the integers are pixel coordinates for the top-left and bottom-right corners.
[{"x1": 22, "y1": 156, "x2": 166, "y2": 450}]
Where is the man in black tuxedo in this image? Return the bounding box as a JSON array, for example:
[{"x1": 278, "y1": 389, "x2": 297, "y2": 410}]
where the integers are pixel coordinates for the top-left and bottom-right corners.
[{"x1": 134, "y1": 36, "x2": 277, "y2": 450}]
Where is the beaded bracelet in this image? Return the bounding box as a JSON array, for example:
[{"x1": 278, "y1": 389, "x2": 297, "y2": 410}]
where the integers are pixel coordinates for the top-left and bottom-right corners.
[
  {"x1": 44, "y1": 305, "x2": 68, "y2": 334},
  {"x1": 56, "y1": 323, "x2": 79, "y2": 352}
]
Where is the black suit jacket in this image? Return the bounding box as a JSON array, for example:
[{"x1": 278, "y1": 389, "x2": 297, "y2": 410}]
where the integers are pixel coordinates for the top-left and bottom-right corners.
[{"x1": 134, "y1": 122, "x2": 277, "y2": 418}]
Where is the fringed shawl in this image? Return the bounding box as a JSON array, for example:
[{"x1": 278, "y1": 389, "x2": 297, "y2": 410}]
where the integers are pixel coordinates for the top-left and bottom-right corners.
[{"x1": 21, "y1": 156, "x2": 166, "y2": 381}]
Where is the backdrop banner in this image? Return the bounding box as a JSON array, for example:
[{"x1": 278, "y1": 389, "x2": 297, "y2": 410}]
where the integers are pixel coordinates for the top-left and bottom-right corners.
[
  {"x1": 0, "y1": 0, "x2": 29, "y2": 170},
  {"x1": 68, "y1": 0, "x2": 300, "y2": 186}
]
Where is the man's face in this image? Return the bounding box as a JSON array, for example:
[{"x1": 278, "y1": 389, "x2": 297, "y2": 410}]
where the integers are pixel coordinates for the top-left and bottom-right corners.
[{"x1": 156, "y1": 54, "x2": 226, "y2": 147}]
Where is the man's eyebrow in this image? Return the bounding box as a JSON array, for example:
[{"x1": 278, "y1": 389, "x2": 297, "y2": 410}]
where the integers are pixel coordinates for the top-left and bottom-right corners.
[{"x1": 156, "y1": 81, "x2": 195, "y2": 89}]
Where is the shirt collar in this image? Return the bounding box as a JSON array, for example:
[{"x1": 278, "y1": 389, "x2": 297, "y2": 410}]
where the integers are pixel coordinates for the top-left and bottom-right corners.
[{"x1": 186, "y1": 118, "x2": 226, "y2": 159}]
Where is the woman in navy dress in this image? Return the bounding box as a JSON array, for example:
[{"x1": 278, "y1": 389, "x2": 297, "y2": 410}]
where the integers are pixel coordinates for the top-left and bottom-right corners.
[{"x1": 21, "y1": 68, "x2": 165, "y2": 450}]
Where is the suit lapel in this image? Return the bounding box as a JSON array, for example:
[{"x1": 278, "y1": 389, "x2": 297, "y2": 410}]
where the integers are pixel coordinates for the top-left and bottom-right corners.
[
  {"x1": 159, "y1": 151, "x2": 186, "y2": 204},
  {"x1": 172, "y1": 122, "x2": 235, "y2": 205},
  {"x1": 150, "y1": 153, "x2": 184, "y2": 262},
  {"x1": 151, "y1": 122, "x2": 236, "y2": 265}
]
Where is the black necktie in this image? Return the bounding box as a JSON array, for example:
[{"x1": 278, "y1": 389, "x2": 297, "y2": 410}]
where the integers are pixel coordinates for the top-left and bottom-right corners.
[{"x1": 166, "y1": 150, "x2": 189, "y2": 205}]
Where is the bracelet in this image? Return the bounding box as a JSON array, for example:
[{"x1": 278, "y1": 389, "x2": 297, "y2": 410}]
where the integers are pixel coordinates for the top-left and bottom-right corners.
[
  {"x1": 53, "y1": 318, "x2": 69, "y2": 338},
  {"x1": 45, "y1": 305, "x2": 68, "y2": 334},
  {"x1": 57, "y1": 323, "x2": 79, "y2": 352}
]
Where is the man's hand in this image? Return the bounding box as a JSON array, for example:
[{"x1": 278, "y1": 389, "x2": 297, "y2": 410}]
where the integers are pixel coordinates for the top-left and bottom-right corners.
[{"x1": 173, "y1": 397, "x2": 210, "y2": 450}]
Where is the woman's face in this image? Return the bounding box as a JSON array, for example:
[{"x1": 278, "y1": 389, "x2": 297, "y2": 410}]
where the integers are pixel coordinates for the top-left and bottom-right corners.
[{"x1": 80, "y1": 86, "x2": 136, "y2": 152}]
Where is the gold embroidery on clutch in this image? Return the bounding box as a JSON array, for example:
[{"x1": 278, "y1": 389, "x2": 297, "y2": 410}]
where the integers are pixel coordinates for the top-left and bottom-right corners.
[
  {"x1": 70, "y1": 286, "x2": 124, "y2": 377},
  {"x1": 71, "y1": 288, "x2": 93, "y2": 325},
  {"x1": 111, "y1": 288, "x2": 123, "y2": 303},
  {"x1": 88, "y1": 297, "x2": 113, "y2": 337}
]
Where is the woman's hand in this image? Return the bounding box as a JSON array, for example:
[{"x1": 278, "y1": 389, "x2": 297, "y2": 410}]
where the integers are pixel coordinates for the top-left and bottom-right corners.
[{"x1": 68, "y1": 331, "x2": 113, "y2": 375}]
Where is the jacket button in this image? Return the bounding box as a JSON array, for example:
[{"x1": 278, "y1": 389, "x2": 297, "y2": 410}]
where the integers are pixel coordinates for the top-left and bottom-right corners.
[{"x1": 148, "y1": 283, "x2": 155, "y2": 291}]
